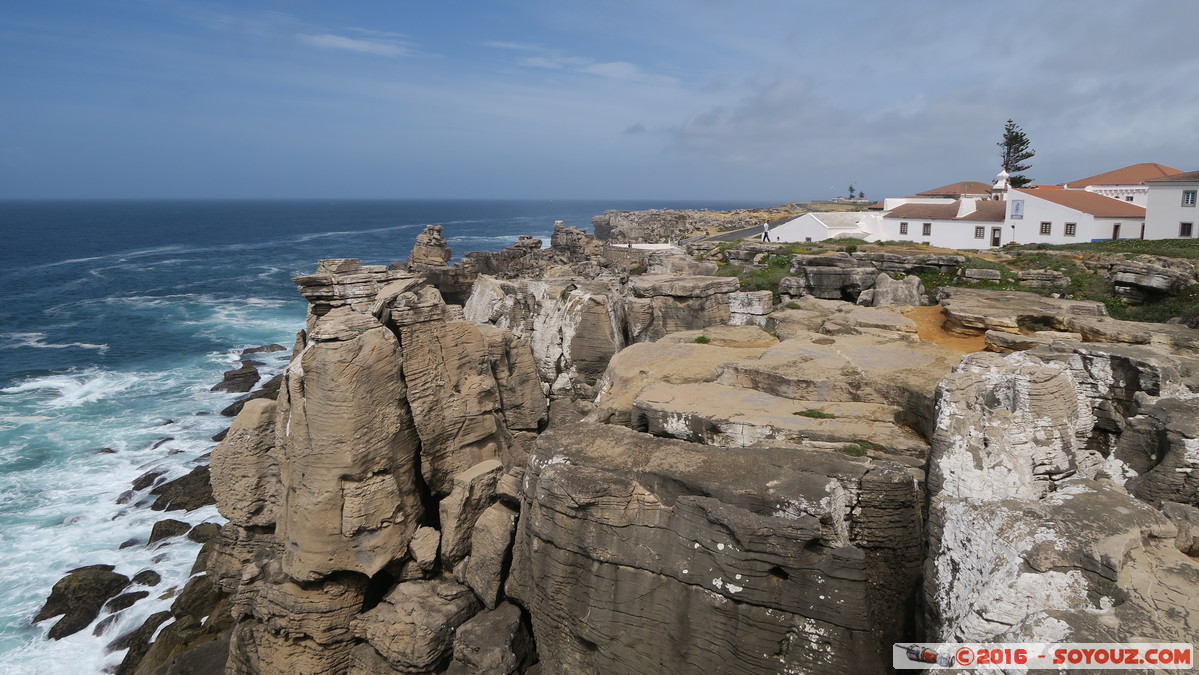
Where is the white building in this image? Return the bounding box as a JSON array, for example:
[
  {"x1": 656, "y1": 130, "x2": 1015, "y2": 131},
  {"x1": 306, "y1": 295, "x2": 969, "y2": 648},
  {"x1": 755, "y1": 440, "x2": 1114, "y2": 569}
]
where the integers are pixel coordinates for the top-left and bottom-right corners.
[
  {"x1": 769, "y1": 211, "x2": 878, "y2": 243},
  {"x1": 1144, "y1": 170, "x2": 1199, "y2": 240},
  {"x1": 1007, "y1": 188, "x2": 1146, "y2": 243},
  {"x1": 880, "y1": 198, "x2": 1007, "y2": 248},
  {"x1": 1059, "y1": 162, "x2": 1182, "y2": 207}
]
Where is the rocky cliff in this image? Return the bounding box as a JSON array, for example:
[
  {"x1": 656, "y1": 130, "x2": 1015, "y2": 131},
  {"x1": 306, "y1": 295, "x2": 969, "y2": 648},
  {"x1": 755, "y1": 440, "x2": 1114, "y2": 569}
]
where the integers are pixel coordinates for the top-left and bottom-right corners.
[{"x1": 87, "y1": 231, "x2": 1199, "y2": 674}]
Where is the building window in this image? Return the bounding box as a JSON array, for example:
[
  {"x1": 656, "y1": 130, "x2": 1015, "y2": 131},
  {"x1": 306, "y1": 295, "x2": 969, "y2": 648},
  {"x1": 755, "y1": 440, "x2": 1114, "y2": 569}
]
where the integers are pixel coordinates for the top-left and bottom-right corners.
[
  {"x1": 899, "y1": 222, "x2": 908, "y2": 235},
  {"x1": 1040, "y1": 222, "x2": 1051, "y2": 235},
  {"x1": 922, "y1": 223, "x2": 932, "y2": 236},
  {"x1": 1182, "y1": 222, "x2": 1194, "y2": 237},
  {"x1": 1184, "y1": 190, "x2": 1197, "y2": 207},
  {"x1": 974, "y1": 226, "x2": 984, "y2": 239},
  {"x1": 1125, "y1": 196, "x2": 1134, "y2": 202},
  {"x1": 804, "y1": 237, "x2": 812, "y2": 242},
  {"x1": 1065, "y1": 222, "x2": 1076, "y2": 236}
]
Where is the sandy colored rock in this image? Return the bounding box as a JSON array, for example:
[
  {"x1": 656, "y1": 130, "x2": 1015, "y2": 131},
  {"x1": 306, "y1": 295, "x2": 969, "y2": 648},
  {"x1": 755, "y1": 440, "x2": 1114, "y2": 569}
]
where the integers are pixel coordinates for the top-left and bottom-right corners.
[
  {"x1": 715, "y1": 330, "x2": 958, "y2": 439},
  {"x1": 440, "y1": 460, "x2": 505, "y2": 568},
  {"x1": 588, "y1": 340, "x2": 772, "y2": 427},
  {"x1": 410, "y1": 527, "x2": 441, "y2": 573},
  {"x1": 210, "y1": 398, "x2": 278, "y2": 528},
  {"x1": 634, "y1": 381, "x2": 927, "y2": 455},
  {"x1": 507, "y1": 424, "x2": 923, "y2": 674},
  {"x1": 276, "y1": 306, "x2": 423, "y2": 581},
  {"x1": 226, "y1": 561, "x2": 366, "y2": 675},
  {"x1": 350, "y1": 578, "x2": 481, "y2": 673},
  {"x1": 463, "y1": 502, "x2": 519, "y2": 609},
  {"x1": 937, "y1": 287, "x2": 1106, "y2": 334}
]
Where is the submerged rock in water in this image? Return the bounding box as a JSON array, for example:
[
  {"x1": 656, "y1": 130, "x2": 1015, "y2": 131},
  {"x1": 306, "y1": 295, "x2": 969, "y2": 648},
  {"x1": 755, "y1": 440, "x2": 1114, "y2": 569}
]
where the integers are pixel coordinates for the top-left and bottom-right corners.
[{"x1": 33, "y1": 565, "x2": 131, "y2": 640}]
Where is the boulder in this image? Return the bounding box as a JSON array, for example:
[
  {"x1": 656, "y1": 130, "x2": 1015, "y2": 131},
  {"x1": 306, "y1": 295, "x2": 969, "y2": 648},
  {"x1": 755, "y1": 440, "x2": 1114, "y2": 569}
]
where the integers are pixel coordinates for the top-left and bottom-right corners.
[
  {"x1": 210, "y1": 364, "x2": 261, "y2": 394},
  {"x1": 714, "y1": 330, "x2": 957, "y2": 439},
  {"x1": 409, "y1": 527, "x2": 441, "y2": 573},
  {"x1": 149, "y1": 467, "x2": 214, "y2": 512},
  {"x1": 855, "y1": 272, "x2": 926, "y2": 307},
  {"x1": 463, "y1": 502, "x2": 519, "y2": 609},
  {"x1": 148, "y1": 519, "x2": 191, "y2": 545},
  {"x1": 440, "y1": 460, "x2": 505, "y2": 568},
  {"x1": 33, "y1": 565, "x2": 131, "y2": 639},
  {"x1": 350, "y1": 578, "x2": 481, "y2": 673},
  {"x1": 447, "y1": 602, "x2": 535, "y2": 675}
]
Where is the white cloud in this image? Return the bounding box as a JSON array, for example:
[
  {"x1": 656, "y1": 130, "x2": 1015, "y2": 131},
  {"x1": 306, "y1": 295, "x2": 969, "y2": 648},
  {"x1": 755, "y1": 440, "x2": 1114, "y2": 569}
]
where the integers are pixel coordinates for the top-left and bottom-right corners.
[
  {"x1": 295, "y1": 33, "x2": 409, "y2": 58},
  {"x1": 486, "y1": 41, "x2": 677, "y2": 86}
]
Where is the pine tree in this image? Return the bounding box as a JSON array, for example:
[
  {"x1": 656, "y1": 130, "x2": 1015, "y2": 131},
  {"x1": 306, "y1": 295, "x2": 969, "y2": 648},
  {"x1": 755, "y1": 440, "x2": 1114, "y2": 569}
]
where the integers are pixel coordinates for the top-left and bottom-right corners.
[{"x1": 997, "y1": 119, "x2": 1035, "y2": 188}]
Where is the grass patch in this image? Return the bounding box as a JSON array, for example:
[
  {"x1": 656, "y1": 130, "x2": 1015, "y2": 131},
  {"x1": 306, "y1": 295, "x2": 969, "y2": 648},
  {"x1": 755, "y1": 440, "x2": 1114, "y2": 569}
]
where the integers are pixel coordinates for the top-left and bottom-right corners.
[
  {"x1": 839, "y1": 440, "x2": 890, "y2": 457},
  {"x1": 794, "y1": 409, "x2": 836, "y2": 419},
  {"x1": 694, "y1": 335, "x2": 711, "y2": 344},
  {"x1": 1105, "y1": 287, "x2": 1199, "y2": 324},
  {"x1": 1006, "y1": 238, "x2": 1199, "y2": 259}
]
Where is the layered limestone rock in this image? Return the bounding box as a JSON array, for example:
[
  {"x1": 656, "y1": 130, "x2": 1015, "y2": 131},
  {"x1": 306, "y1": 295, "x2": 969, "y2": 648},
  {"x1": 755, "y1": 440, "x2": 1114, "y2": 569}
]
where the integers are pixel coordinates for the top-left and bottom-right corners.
[
  {"x1": 277, "y1": 304, "x2": 423, "y2": 580},
  {"x1": 781, "y1": 254, "x2": 879, "y2": 302},
  {"x1": 210, "y1": 398, "x2": 278, "y2": 528},
  {"x1": 939, "y1": 287, "x2": 1199, "y2": 351},
  {"x1": 463, "y1": 276, "x2": 623, "y2": 394},
  {"x1": 464, "y1": 273, "x2": 754, "y2": 394},
  {"x1": 856, "y1": 272, "x2": 926, "y2": 307},
  {"x1": 713, "y1": 329, "x2": 957, "y2": 440},
  {"x1": 508, "y1": 424, "x2": 924, "y2": 675},
  {"x1": 926, "y1": 348, "x2": 1199, "y2": 644},
  {"x1": 153, "y1": 261, "x2": 548, "y2": 673}
]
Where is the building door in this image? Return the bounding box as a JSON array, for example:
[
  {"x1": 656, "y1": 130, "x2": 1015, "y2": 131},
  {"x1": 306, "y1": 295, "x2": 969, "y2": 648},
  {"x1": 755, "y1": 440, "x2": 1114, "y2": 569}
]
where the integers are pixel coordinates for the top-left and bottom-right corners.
[
  {"x1": 1112, "y1": 223, "x2": 1121, "y2": 240},
  {"x1": 991, "y1": 228, "x2": 1002, "y2": 247},
  {"x1": 1140, "y1": 223, "x2": 1145, "y2": 239}
]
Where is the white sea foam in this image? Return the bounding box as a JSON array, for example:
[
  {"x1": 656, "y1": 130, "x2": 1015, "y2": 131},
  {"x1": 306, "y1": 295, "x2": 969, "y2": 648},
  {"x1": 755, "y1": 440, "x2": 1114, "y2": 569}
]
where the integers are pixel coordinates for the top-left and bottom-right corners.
[
  {"x1": 0, "y1": 333, "x2": 109, "y2": 354},
  {"x1": 0, "y1": 369, "x2": 138, "y2": 408}
]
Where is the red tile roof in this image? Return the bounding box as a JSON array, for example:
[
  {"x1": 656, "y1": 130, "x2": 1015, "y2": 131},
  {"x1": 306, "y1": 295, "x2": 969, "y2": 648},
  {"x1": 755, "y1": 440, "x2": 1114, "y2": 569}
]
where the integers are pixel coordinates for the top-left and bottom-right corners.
[
  {"x1": 916, "y1": 181, "x2": 993, "y2": 197},
  {"x1": 1014, "y1": 188, "x2": 1146, "y2": 218},
  {"x1": 956, "y1": 200, "x2": 1007, "y2": 222},
  {"x1": 1146, "y1": 169, "x2": 1199, "y2": 183},
  {"x1": 884, "y1": 200, "x2": 1005, "y2": 222},
  {"x1": 1061, "y1": 163, "x2": 1183, "y2": 188}
]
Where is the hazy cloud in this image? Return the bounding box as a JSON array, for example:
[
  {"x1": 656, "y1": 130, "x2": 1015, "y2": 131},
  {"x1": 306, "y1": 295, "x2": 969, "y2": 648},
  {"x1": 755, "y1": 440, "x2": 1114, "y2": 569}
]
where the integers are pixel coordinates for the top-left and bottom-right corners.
[{"x1": 295, "y1": 33, "x2": 410, "y2": 58}]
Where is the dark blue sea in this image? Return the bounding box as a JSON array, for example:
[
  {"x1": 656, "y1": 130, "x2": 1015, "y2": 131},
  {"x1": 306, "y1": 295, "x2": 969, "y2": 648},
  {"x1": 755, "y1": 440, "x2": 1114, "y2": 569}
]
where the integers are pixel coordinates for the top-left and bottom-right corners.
[{"x1": 0, "y1": 199, "x2": 771, "y2": 673}]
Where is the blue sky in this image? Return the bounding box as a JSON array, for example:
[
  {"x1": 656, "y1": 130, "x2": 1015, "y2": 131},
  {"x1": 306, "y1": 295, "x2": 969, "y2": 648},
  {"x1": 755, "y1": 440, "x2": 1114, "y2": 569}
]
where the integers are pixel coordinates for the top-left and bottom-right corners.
[{"x1": 2, "y1": 0, "x2": 1197, "y2": 201}]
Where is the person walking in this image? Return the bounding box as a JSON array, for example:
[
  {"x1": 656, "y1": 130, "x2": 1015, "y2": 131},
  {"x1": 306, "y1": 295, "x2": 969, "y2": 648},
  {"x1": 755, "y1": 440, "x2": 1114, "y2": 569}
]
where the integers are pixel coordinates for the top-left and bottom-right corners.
[{"x1": 761, "y1": 221, "x2": 771, "y2": 242}]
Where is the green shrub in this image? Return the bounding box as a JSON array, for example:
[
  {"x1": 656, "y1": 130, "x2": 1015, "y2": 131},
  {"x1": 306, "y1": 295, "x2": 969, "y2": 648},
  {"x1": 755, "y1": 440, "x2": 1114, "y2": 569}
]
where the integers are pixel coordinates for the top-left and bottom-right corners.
[
  {"x1": 794, "y1": 409, "x2": 836, "y2": 419},
  {"x1": 694, "y1": 336, "x2": 711, "y2": 344}
]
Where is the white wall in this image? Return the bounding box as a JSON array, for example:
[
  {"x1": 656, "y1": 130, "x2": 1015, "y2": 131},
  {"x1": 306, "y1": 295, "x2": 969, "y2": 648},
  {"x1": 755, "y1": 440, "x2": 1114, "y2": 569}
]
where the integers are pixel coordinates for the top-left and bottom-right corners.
[
  {"x1": 879, "y1": 217, "x2": 1004, "y2": 249},
  {"x1": 1145, "y1": 181, "x2": 1199, "y2": 239},
  {"x1": 770, "y1": 213, "x2": 832, "y2": 243},
  {"x1": 1084, "y1": 185, "x2": 1147, "y2": 207},
  {"x1": 1007, "y1": 193, "x2": 1144, "y2": 243}
]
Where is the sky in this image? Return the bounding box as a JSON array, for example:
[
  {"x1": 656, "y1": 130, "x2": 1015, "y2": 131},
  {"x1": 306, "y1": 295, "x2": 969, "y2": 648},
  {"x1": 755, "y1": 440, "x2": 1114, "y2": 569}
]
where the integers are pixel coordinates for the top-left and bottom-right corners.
[{"x1": 1, "y1": 0, "x2": 1197, "y2": 201}]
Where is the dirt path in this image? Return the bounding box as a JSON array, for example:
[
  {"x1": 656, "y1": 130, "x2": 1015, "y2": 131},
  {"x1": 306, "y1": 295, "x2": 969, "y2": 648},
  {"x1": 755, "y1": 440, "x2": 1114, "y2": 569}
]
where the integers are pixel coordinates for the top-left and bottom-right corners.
[{"x1": 903, "y1": 305, "x2": 987, "y2": 356}]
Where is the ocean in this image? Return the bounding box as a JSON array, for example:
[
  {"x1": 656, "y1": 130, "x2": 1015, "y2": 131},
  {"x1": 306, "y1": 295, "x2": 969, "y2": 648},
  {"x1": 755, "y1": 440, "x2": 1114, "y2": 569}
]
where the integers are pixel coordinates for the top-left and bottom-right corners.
[{"x1": 0, "y1": 198, "x2": 770, "y2": 673}]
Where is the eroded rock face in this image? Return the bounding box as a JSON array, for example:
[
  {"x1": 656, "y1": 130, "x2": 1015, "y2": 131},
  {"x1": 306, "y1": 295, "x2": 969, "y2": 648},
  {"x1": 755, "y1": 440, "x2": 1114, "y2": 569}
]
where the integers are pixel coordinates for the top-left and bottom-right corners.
[
  {"x1": 350, "y1": 578, "x2": 481, "y2": 674},
  {"x1": 926, "y1": 348, "x2": 1199, "y2": 644},
  {"x1": 227, "y1": 563, "x2": 367, "y2": 675},
  {"x1": 507, "y1": 424, "x2": 924, "y2": 675},
  {"x1": 210, "y1": 398, "x2": 278, "y2": 528},
  {"x1": 276, "y1": 305, "x2": 423, "y2": 581}
]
